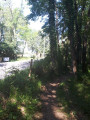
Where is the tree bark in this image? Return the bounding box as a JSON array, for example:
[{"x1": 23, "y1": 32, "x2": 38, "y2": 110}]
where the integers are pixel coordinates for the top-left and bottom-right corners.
[
  {"x1": 66, "y1": 0, "x2": 77, "y2": 74},
  {"x1": 55, "y1": 2, "x2": 59, "y2": 48},
  {"x1": 82, "y1": 8, "x2": 90, "y2": 73},
  {"x1": 48, "y1": 0, "x2": 57, "y2": 71},
  {"x1": 74, "y1": 0, "x2": 82, "y2": 68},
  {"x1": 68, "y1": 27, "x2": 77, "y2": 74},
  {"x1": 82, "y1": 35, "x2": 87, "y2": 73}
]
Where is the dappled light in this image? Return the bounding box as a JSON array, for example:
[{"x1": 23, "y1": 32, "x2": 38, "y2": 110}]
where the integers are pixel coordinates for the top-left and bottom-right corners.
[
  {"x1": 0, "y1": 0, "x2": 90, "y2": 119},
  {"x1": 0, "y1": 70, "x2": 42, "y2": 119},
  {"x1": 40, "y1": 80, "x2": 68, "y2": 120},
  {"x1": 57, "y1": 75, "x2": 90, "y2": 120}
]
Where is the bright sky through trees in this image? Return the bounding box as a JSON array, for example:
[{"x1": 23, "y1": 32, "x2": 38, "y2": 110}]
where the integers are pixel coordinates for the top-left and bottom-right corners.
[{"x1": 0, "y1": 0, "x2": 43, "y2": 31}]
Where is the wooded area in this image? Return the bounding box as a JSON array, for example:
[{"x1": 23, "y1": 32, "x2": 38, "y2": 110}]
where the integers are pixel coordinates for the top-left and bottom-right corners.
[
  {"x1": 27, "y1": 0, "x2": 90, "y2": 74},
  {"x1": 0, "y1": 0, "x2": 90, "y2": 120}
]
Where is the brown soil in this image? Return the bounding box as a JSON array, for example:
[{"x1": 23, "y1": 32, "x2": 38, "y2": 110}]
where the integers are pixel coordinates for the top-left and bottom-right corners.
[{"x1": 33, "y1": 76, "x2": 70, "y2": 120}]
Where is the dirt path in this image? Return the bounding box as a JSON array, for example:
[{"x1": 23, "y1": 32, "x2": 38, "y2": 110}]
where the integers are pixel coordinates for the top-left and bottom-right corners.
[{"x1": 34, "y1": 76, "x2": 69, "y2": 120}]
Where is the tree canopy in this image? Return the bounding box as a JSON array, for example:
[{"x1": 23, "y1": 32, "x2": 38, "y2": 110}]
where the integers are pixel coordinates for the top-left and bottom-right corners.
[{"x1": 27, "y1": 0, "x2": 90, "y2": 74}]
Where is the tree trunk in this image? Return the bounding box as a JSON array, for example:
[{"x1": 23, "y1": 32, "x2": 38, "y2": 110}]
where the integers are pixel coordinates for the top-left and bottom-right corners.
[
  {"x1": 48, "y1": 0, "x2": 57, "y2": 71},
  {"x1": 82, "y1": 35, "x2": 87, "y2": 73},
  {"x1": 68, "y1": 28, "x2": 77, "y2": 74},
  {"x1": 74, "y1": 0, "x2": 82, "y2": 68},
  {"x1": 65, "y1": 44, "x2": 68, "y2": 71},
  {"x1": 82, "y1": 8, "x2": 90, "y2": 72},
  {"x1": 55, "y1": 2, "x2": 59, "y2": 48},
  {"x1": 66, "y1": 0, "x2": 77, "y2": 74}
]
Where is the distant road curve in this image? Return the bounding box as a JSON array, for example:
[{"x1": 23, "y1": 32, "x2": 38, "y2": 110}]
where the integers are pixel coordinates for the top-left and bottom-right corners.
[{"x1": 0, "y1": 60, "x2": 30, "y2": 80}]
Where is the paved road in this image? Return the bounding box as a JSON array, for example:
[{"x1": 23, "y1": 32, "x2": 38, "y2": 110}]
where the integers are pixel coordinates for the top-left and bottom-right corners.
[{"x1": 0, "y1": 60, "x2": 30, "y2": 80}]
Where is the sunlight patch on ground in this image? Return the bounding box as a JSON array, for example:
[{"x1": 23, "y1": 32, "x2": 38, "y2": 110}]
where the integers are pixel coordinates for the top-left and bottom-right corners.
[
  {"x1": 19, "y1": 106, "x2": 26, "y2": 116},
  {"x1": 10, "y1": 98, "x2": 17, "y2": 104},
  {"x1": 51, "y1": 105, "x2": 68, "y2": 120},
  {"x1": 34, "y1": 112, "x2": 43, "y2": 120}
]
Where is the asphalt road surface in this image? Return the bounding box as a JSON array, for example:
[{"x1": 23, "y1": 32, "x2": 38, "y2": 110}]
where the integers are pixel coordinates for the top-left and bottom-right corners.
[{"x1": 0, "y1": 60, "x2": 30, "y2": 80}]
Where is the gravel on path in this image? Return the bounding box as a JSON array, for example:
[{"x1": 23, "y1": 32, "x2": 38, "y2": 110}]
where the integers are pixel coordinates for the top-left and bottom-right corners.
[{"x1": 0, "y1": 60, "x2": 30, "y2": 80}]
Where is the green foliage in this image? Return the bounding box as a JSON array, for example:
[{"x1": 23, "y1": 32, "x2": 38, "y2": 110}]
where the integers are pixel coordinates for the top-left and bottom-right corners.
[
  {"x1": 0, "y1": 42, "x2": 17, "y2": 59},
  {"x1": 27, "y1": 30, "x2": 49, "y2": 55},
  {"x1": 0, "y1": 2, "x2": 31, "y2": 56},
  {"x1": 32, "y1": 55, "x2": 56, "y2": 81},
  {"x1": 27, "y1": 0, "x2": 48, "y2": 20},
  {"x1": 32, "y1": 56, "x2": 50, "y2": 75},
  {"x1": 57, "y1": 48, "x2": 64, "y2": 74},
  {"x1": 0, "y1": 1, "x2": 50, "y2": 58},
  {"x1": 57, "y1": 72, "x2": 90, "y2": 119},
  {"x1": 0, "y1": 69, "x2": 42, "y2": 120},
  {"x1": 27, "y1": 0, "x2": 58, "y2": 71},
  {"x1": 59, "y1": 0, "x2": 90, "y2": 73}
]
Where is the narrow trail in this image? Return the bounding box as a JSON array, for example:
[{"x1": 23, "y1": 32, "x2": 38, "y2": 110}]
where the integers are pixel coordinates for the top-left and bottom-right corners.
[{"x1": 34, "y1": 76, "x2": 70, "y2": 120}]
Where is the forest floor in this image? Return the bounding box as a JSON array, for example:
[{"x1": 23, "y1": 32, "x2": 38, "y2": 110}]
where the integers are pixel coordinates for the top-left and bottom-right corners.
[{"x1": 33, "y1": 75, "x2": 76, "y2": 120}]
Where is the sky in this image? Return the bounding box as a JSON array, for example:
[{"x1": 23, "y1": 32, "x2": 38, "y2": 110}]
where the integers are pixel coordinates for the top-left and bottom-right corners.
[
  {"x1": 12, "y1": 0, "x2": 44, "y2": 31},
  {"x1": 0, "y1": 0, "x2": 44, "y2": 31}
]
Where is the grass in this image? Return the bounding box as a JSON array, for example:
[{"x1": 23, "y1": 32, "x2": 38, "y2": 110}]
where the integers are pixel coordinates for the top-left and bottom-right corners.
[
  {"x1": 0, "y1": 69, "x2": 42, "y2": 120},
  {"x1": 57, "y1": 71, "x2": 90, "y2": 120},
  {"x1": 0, "y1": 56, "x2": 52, "y2": 119},
  {"x1": 10, "y1": 57, "x2": 31, "y2": 62},
  {"x1": 16, "y1": 57, "x2": 31, "y2": 61},
  {"x1": 1, "y1": 55, "x2": 90, "y2": 119}
]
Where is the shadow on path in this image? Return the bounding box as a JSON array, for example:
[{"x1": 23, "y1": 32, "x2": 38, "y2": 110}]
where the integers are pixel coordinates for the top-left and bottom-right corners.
[
  {"x1": 0, "y1": 63, "x2": 6, "y2": 67},
  {"x1": 34, "y1": 77, "x2": 68, "y2": 120}
]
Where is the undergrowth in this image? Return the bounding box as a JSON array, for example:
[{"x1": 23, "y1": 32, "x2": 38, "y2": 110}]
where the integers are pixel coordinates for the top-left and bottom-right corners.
[
  {"x1": 57, "y1": 71, "x2": 90, "y2": 120},
  {"x1": 0, "y1": 69, "x2": 42, "y2": 120},
  {"x1": 32, "y1": 56, "x2": 53, "y2": 83},
  {"x1": 32, "y1": 56, "x2": 62, "y2": 83}
]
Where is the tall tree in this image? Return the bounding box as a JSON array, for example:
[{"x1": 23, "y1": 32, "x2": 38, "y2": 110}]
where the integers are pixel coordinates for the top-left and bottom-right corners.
[
  {"x1": 27, "y1": 0, "x2": 57, "y2": 70},
  {"x1": 48, "y1": 0, "x2": 57, "y2": 69},
  {"x1": 58, "y1": 0, "x2": 90, "y2": 73},
  {"x1": 62, "y1": 0, "x2": 77, "y2": 74}
]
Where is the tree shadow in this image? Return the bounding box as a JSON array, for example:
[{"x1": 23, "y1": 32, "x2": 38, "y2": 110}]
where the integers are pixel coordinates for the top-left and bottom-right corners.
[
  {"x1": 0, "y1": 70, "x2": 42, "y2": 120},
  {"x1": 35, "y1": 80, "x2": 67, "y2": 120},
  {"x1": 57, "y1": 76, "x2": 90, "y2": 120}
]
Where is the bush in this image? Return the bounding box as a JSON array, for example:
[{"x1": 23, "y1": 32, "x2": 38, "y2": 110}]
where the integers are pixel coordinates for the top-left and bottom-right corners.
[
  {"x1": 0, "y1": 42, "x2": 17, "y2": 59},
  {"x1": 32, "y1": 56, "x2": 54, "y2": 80}
]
